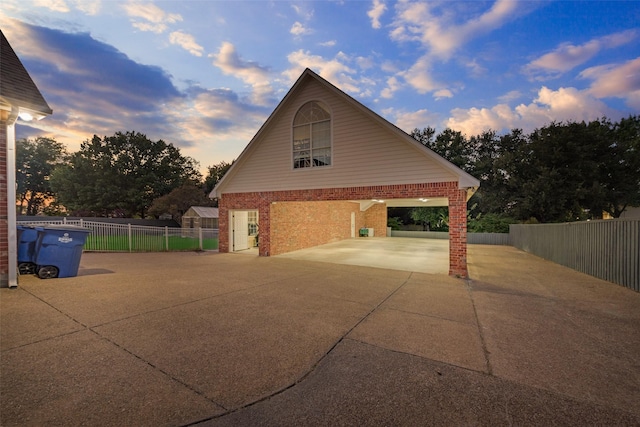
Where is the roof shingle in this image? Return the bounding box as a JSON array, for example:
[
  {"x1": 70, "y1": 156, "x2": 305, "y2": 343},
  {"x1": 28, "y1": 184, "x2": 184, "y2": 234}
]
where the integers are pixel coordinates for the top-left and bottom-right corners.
[{"x1": 0, "y1": 29, "x2": 52, "y2": 115}]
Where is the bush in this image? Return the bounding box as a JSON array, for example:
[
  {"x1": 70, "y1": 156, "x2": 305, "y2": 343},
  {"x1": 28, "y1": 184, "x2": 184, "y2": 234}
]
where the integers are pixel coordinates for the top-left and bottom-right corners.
[{"x1": 468, "y1": 213, "x2": 516, "y2": 233}]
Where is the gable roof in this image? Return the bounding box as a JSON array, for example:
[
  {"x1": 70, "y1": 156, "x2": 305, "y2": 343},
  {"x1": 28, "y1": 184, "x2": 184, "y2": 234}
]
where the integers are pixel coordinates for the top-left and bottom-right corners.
[
  {"x1": 184, "y1": 206, "x2": 219, "y2": 218},
  {"x1": 0, "y1": 30, "x2": 52, "y2": 116},
  {"x1": 211, "y1": 68, "x2": 479, "y2": 198}
]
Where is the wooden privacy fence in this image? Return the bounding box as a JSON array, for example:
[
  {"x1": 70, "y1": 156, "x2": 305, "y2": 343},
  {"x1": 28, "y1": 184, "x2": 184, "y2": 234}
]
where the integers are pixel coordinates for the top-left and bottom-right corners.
[
  {"x1": 17, "y1": 219, "x2": 219, "y2": 252},
  {"x1": 510, "y1": 220, "x2": 639, "y2": 292}
]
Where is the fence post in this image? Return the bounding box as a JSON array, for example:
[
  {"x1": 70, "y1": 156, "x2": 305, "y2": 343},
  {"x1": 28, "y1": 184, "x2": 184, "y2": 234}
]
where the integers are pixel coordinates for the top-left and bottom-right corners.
[
  {"x1": 128, "y1": 224, "x2": 132, "y2": 253},
  {"x1": 63, "y1": 217, "x2": 67, "y2": 224},
  {"x1": 165, "y1": 226, "x2": 169, "y2": 251},
  {"x1": 80, "y1": 218, "x2": 83, "y2": 227},
  {"x1": 199, "y1": 227, "x2": 203, "y2": 251}
]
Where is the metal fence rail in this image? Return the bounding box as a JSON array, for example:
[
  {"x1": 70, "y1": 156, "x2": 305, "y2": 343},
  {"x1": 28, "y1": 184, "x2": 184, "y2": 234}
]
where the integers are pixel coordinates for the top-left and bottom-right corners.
[
  {"x1": 17, "y1": 219, "x2": 219, "y2": 252},
  {"x1": 510, "y1": 220, "x2": 639, "y2": 292}
]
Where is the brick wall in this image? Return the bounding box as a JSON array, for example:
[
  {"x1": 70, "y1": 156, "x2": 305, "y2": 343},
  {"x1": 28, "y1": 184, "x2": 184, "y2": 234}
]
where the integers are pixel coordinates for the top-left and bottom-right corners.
[
  {"x1": 270, "y1": 201, "x2": 362, "y2": 255},
  {"x1": 0, "y1": 118, "x2": 8, "y2": 287},
  {"x1": 363, "y1": 203, "x2": 387, "y2": 236},
  {"x1": 219, "y1": 181, "x2": 470, "y2": 276}
]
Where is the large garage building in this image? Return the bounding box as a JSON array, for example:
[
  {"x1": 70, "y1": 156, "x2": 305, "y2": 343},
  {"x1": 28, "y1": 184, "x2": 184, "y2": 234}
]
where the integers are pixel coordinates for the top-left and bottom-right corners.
[{"x1": 211, "y1": 69, "x2": 479, "y2": 277}]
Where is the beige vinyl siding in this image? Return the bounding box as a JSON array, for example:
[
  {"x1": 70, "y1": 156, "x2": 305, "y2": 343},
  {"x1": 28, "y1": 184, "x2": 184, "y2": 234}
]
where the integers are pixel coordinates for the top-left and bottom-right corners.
[{"x1": 219, "y1": 79, "x2": 458, "y2": 194}]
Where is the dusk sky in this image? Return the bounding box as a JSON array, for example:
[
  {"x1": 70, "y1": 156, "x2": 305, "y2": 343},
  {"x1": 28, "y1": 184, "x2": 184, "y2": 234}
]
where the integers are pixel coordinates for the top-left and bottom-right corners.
[{"x1": 2, "y1": 1, "x2": 639, "y2": 173}]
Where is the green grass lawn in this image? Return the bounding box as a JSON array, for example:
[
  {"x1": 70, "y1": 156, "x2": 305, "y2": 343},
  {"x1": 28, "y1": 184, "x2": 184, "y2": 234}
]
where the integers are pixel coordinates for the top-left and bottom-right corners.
[{"x1": 84, "y1": 234, "x2": 218, "y2": 252}]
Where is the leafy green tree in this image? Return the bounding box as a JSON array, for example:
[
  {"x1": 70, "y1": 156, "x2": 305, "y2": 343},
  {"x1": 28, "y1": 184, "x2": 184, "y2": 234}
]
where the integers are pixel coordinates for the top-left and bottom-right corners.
[
  {"x1": 51, "y1": 131, "x2": 201, "y2": 217},
  {"x1": 410, "y1": 127, "x2": 436, "y2": 147},
  {"x1": 204, "y1": 160, "x2": 233, "y2": 195},
  {"x1": 387, "y1": 217, "x2": 403, "y2": 230},
  {"x1": 148, "y1": 183, "x2": 214, "y2": 221},
  {"x1": 468, "y1": 213, "x2": 516, "y2": 233},
  {"x1": 16, "y1": 137, "x2": 67, "y2": 215},
  {"x1": 604, "y1": 116, "x2": 640, "y2": 217},
  {"x1": 410, "y1": 207, "x2": 448, "y2": 231}
]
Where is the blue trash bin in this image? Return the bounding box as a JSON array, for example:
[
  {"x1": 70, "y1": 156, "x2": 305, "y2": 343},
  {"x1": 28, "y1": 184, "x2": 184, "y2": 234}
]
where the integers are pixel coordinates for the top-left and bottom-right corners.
[
  {"x1": 34, "y1": 225, "x2": 91, "y2": 279},
  {"x1": 17, "y1": 225, "x2": 41, "y2": 275}
]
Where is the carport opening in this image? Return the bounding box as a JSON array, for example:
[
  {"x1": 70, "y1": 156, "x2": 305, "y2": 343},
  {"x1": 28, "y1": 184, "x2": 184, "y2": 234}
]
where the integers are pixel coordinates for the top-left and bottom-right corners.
[
  {"x1": 269, "y1": 197, "x2": 453, "y2": 274},
  {"x1": 230, "y1": 210, "x2": 259, "y2": 253},
  {"x1": 388, "y1": 205, "x2": 449, "y2": 232}
]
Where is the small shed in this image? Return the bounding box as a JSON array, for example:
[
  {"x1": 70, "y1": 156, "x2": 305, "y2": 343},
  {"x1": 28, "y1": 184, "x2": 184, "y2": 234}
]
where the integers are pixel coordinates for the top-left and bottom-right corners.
[{"x1": 182, "y1": 206, "x2": 219, "y2": 229}]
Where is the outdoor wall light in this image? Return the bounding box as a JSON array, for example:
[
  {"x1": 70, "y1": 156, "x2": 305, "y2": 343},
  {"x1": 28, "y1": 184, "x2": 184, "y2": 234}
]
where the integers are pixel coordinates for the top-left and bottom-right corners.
[
  {"x1": 419, "y1": 198, "x2": 429, "y2": 202},
  {"x1": 18, "y1": 107, "x2": 48, "y2": 122}
]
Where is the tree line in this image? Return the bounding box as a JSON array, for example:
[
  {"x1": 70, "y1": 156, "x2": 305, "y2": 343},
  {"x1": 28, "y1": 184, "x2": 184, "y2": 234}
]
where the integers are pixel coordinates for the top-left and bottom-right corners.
[
  {"x1": 16, "y1": 131, "x2": 232, "y2": 220},
  {"x1": 411, "y1": 116, "x2": 639, "y2": 226},
  {"x1": 17, "y1": 116, "x2": 639, "y2": 225}
]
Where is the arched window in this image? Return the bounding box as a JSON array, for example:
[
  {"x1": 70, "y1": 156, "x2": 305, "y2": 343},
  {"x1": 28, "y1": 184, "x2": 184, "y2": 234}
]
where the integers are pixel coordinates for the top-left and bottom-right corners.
[{"x1": 293, "y1": 101, "x2": 331, "y2": 168}]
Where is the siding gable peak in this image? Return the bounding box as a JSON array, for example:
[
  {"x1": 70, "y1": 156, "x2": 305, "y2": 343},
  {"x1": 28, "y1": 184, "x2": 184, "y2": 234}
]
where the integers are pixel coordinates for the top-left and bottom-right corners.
[{"x1": 211, "y1": 68, "x2": 479, "y2": 198}]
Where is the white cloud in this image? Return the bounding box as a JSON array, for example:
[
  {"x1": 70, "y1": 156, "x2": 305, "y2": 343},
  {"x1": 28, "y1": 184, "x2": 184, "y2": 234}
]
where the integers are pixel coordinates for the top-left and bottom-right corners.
[
  {"x1": 319, "y1": 40, "x2": 337, "y2": 47},
  {"x1": 30, "y1": 0, "x2": 101, "y2": 16},
  {"x1": 291, "y1": 4, "x2": 314, "y2": 20},
  {"x1": 290, "y1": 21, "x2": 312, "y2": 37},
  {"x1": 498, "y1": 90, "x2": 522, "y2": 103},
  {"x1": 388, "y1": 1, "x2": 528, "y2": 97},
  {"x1": 390, "y1": 0, "x2": 521, "y2": 59},
  {"x1": 581, "y1": 57, "x2": 640, "y2": 109},
  {"x1": 211, "y1": 42, "x2": 273, "y2": 105},
  {"x1": 122, "y1": 2, "x2": 182, "y2": 34},
  {"x1": 368, "y1": 0, "x2": 387, "y2": 29},
  {"x1": 434, "y1": 89, "x2": 453, "y2": 100},
  {"x1": 400, "y1": 54, "x2": 450, "y2": 97},
  {"x1": 169, "y1": 31, "x2": 204, "y2": 57},
  {"x1": 34, "y1": 0, "x2": 70, "y2": 13},
  {"x1": 380, "y1": 76, "x2": 401, "y2": 99},
  {"x1": 384, "y1": 108, "x2": 440, "y2": 133},
  {"x1": 524, "y1": 30, "x2": 637, "y2": 79},
  {"x1": 446, "y1": 86, "x2": 618, "y2": 136},
  {"x1": 72, "y1": 0, "x2": 101, "y2": 15},
  {"x1": 285, "y1": 50, "x2": 368, "y2": 95}
]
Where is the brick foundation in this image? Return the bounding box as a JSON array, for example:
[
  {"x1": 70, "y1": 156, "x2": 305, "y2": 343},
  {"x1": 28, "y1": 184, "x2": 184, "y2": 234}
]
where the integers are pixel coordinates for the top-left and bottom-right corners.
[{"x1": 219, "y1": 181, "x2": 470, "y2": 277}]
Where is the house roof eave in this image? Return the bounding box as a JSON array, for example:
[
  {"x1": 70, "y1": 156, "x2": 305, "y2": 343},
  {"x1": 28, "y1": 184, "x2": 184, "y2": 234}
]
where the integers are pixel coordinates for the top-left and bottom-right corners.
[{"x1": 211, "y1": 68, "x2": 481, "y2": 198}]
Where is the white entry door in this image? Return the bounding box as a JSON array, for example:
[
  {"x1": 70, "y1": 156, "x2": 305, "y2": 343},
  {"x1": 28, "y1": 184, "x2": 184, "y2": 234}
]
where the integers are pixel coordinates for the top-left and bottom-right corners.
[{"x1": 232, "y1": 211, "x2": 249, "y2": 251}]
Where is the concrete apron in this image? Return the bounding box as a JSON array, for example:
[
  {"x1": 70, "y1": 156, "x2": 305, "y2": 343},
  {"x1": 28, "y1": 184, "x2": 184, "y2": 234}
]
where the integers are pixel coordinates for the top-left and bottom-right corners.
[
  {"x1": 276, "y1": 236, "x2": 449, "y2": 274},
  {"x1": 1, "y1": 246, "x2": 639, "y2": 426}
]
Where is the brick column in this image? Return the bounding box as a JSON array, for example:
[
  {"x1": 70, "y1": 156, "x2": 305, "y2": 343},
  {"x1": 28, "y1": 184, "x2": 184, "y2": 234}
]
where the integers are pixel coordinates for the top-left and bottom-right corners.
[
  {"x1": 258, "y1": 199, "x2": 271, "y2": 256},
  {"x1": 218, "y1": 205, "x2": 229, "y2": 253},
  {"x1": 448, "y1": 189, "x2": 468, "y2": 277}
]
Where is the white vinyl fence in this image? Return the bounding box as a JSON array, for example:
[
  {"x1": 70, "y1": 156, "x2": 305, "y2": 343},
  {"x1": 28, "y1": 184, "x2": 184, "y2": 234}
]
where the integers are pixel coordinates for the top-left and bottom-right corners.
[
  {"x1": 510, "y1": 220, "x2": 639, "y2": 292},
  {"x1": 17, "y1": 219, "x2": 219, "y2": 252}
]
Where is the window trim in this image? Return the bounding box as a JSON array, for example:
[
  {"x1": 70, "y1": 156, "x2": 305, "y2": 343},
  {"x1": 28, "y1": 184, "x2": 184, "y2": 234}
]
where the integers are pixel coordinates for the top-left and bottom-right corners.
[{"x1": 291, "y1": 100, "x2": 333, "y2": 170}]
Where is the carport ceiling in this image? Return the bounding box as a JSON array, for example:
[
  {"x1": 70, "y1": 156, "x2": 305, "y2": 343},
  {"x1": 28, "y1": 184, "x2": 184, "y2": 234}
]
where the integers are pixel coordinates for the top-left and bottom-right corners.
[{"x1": 352, "y1": 197, "x2": 449, "y2": 210}]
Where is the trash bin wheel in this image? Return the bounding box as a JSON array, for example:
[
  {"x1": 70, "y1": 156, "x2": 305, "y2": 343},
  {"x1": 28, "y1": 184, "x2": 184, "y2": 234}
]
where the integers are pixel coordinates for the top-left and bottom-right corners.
[
  {"x1": 37, "y1": 266, "x2": 59, "y2": 279},
  {"x1": 18, "y1": 262, "x2": 37, "y2": 275}
]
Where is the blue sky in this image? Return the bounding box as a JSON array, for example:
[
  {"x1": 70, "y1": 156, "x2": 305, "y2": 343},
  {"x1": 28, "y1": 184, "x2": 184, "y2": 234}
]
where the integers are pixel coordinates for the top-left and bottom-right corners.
[{"x1": 2, "y1": 1, "x2": 639, "y2": 173}]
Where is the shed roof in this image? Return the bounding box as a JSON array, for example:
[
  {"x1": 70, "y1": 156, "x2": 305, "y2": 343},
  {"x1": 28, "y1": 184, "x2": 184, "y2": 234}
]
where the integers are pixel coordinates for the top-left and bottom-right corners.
[
  {"x1": 185, "y1": 206, "x2": 219, "y2": 218},
  {"x1": 0, "y1": 29, "x2": 52, "y2": 115}
]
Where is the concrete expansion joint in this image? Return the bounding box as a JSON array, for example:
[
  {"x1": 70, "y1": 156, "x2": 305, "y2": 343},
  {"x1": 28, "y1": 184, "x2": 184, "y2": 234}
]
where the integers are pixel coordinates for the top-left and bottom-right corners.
[
  {"x1": 184, "y1": 273, "x2": 416, "y2": 426},
  {"x1": 18, "y1": 288, "x2": 229, "y2": 412},
  {"x1": 88, "y1": 328, "x2": 228, "y2": 412},
  {"x1": 464, "y1": 278, "x2": 493, "y2": 376}
]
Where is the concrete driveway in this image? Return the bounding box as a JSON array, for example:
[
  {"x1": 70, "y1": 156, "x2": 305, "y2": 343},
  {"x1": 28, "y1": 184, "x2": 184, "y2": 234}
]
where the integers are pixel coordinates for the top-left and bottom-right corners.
[
  {"x1": 276, "y1": 237, "x2": 449, "y2": 274},
  {"x1": 1, "y1": 245, "x2": 639, "y2": 426}
]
